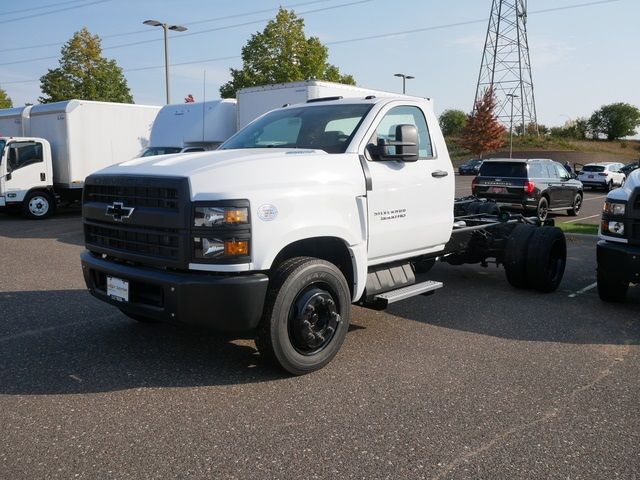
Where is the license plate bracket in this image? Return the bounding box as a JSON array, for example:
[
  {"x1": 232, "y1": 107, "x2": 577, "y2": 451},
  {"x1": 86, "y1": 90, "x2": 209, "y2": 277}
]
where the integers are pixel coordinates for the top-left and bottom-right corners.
[{"x1": 107, "y1": 276, "x2": 129, "y2": 302}]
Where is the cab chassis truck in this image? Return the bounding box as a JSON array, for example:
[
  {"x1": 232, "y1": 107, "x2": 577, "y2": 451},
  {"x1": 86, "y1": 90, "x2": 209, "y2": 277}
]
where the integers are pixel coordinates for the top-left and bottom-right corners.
[{"x1": 80, "y1": 95, "x2": 566, "y2": 374}]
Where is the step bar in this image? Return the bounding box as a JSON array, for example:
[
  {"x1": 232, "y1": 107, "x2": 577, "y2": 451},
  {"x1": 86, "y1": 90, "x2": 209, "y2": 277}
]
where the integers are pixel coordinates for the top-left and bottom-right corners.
[{"x1": 372, "y1": 280, "x2": 443, "y2": 309}]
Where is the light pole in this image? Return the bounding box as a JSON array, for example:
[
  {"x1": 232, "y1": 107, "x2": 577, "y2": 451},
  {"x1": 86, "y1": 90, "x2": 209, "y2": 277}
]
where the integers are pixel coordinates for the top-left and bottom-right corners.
[
  {"x1": 506, "y1": 93, "x2": 519, "y2": 159},
  {"x1": 143, "y1": 19, "x2": 188, "y2": 104},
  {"x1": 394, "y1": 73, "x2": 414, "y2": 94}
]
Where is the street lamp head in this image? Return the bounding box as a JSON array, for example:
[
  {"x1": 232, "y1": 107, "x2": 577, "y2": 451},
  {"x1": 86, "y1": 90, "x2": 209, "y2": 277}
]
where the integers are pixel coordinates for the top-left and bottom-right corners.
[
  {"x1": 168, "y1": 25, "x2": 187, "y2": 32},
  {"x1": 394, "y1": 73, "x2": 404, "y2": 78},
  {"x1": 143, "y1": 19, "x2": 162, "y2": 27},
  {"x1": 406, "y1": 75, "x2": 415, "y2": 80}
]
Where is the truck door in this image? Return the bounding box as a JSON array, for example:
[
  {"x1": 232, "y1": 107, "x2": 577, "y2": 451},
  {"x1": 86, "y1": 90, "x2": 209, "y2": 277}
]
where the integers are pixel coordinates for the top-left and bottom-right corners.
[
  {"x1": 362, "y1": 104, "x2": 452, "y2": 263},
  {"x1": 4, "y1": 140, "x2": 49, "y2": 202}
]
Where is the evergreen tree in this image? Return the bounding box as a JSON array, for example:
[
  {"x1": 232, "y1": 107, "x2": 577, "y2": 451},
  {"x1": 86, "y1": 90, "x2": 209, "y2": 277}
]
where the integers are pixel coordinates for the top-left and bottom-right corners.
[
  {"x1": 461, "y1": 88, "x2": 506, "y2": 157},
  {"x1": 40, "y1": 27, "x2": 133, "y2": 103},
  {"x1": 220, "y1": 8, "x2": 355, "y2": 98}
]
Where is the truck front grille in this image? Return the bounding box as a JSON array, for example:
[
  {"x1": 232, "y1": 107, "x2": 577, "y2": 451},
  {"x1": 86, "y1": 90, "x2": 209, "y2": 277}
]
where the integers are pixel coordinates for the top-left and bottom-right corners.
[
  {"x1": 83, "y1": 175, "x2": 190, "y2": 268},
  {"x1": 85, "y1": 222, "x2": 180, "y2": 261},
  {"x1": 84, "y1": 184, "x2": 180, "y2": 210}
]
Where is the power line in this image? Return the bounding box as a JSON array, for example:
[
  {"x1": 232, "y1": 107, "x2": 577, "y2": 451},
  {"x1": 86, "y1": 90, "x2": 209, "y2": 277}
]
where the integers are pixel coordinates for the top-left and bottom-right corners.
[
  {"x1": 1, "y1": 0, "x2": 624, "y2": 85},
  {"x1": 1, "y1": 0, "x2": 89, "y2": 16},
  {"x1": 0, "y1": 0, "x2": 372, "y2": 66},
  {"x1": 5, "y1": 0, "x2": 111, "y2": 22},
  {"x1": 0, "y1": 0, "x2": 331, "y2": 53}
]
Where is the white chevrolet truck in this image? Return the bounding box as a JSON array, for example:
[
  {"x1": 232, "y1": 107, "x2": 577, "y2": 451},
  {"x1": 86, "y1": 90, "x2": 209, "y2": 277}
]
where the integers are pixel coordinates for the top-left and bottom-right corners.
[
  {"x1": 81, "y1": 95, "x2": 567, "y2": 374},
  {"x1": 597, "y1": 168, "x2": 640, "y2": 301}
]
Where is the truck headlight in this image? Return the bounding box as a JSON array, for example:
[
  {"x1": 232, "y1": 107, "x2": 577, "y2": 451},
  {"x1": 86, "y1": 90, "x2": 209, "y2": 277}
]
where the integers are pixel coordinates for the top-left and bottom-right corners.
[
  {"x1": 194, "y1": 206, "x2": 249, "y2": 227},
  {"x1": 603, "y1": 201, "x2": 625, "y2": 216},
  {"x1": 194, "y1": 237, "x2": 250, "y2": 259},
  {"x1": 601, "y1": 220, "x2": 625, "y2": 236}
]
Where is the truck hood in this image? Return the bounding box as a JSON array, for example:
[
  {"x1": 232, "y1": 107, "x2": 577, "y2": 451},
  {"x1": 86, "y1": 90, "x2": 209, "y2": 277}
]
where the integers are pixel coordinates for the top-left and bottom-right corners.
[{"x1": 92, "y1": 148, "x2": 365, "y2": 200}]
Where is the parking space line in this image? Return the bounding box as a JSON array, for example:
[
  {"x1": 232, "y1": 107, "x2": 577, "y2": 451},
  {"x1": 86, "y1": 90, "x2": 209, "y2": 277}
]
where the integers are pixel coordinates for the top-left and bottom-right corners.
[
  {"x1": 582, "y1": 195, "x2": 607, "y2": 201},
  {"x1": 568, "y1": 282, "x2": 597, "y2": 298},
  {"x1": 563, "y1": 214, "x2": 600, "y2": 224}
]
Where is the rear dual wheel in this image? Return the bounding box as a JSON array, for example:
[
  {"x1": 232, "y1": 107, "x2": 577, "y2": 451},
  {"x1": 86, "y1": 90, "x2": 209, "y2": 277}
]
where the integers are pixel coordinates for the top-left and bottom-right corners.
[
  {"x1": 255, "y1": 257, "x2": 351, "y2": 375},
  {"x1": 504, "y1": 225, "x2": 566, "y2": 292}
]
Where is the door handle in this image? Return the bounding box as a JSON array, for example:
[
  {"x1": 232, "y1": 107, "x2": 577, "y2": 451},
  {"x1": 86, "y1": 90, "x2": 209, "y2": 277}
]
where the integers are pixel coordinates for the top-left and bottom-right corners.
[{"x1": 432, "y1": 170, "x2": 448, "y2": 178}]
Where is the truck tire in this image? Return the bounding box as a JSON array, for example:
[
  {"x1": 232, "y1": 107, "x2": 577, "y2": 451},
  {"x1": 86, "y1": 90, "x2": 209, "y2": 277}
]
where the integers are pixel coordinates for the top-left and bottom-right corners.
[
  {"x1": 413, "y1": 258, "x2": 435, "y2": 274},
  {"x1": 503, "y1": 224, "x2": 537, "y2": 289},
  {"x1": 597, "y1": 270, "x2": 628, "y2": 302},
  {"x1": 22, "y1": 191, "x2": 55, "y2": 220},
  {"x1": 536, "y1": 196, "x2": 549, "y2": 221},
  {"x1": 255, "y1": 257, "x2": 351, "y2": 375},
  {"x1": 567, "y1": 192, "x2": 583, "y2": 216},
  {"x1": 525, "y1": 227, "x2": 566, "y2": 292}
]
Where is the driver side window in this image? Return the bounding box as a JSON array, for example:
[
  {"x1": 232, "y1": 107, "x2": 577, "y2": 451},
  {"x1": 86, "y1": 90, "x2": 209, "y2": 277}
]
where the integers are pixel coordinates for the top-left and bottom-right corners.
[
  {"x1": 8, "y1": 141, "x2": 43, "y2": 172},
  {"x1": 372, "y1": 106, "x2": 433, "y2": 159}
]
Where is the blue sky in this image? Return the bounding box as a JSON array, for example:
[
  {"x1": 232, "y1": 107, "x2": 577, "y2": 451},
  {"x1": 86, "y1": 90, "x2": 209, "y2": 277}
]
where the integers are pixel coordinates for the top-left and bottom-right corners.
[{"x1": 1, "y1": 0, "x2": 638, "y2": 128}]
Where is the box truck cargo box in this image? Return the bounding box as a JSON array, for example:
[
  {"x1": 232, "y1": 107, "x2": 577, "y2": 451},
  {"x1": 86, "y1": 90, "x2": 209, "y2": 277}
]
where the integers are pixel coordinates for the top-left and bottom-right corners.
[{"x1": 0, "y1": 106, "x2": 32, "y2": 137}]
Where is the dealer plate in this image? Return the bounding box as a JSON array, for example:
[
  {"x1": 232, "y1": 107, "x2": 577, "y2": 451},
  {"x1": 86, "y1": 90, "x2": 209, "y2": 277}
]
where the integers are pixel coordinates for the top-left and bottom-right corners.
[
  {"x1": 489, "y1": 186, "x2": 507, "y2": 194},
  {"x1": 107, "y1": 276, "x2": 129, "y2": 302}
]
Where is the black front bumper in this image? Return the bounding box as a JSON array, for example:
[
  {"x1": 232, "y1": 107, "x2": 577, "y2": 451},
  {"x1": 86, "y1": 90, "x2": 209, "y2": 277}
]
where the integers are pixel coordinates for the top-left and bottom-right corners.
[
  {"x1": 597, "y1": 240, "x2": 640, "y2": 283},
  {"x1": 81, "y1": 251, "x2": 269, "y2": 332}
]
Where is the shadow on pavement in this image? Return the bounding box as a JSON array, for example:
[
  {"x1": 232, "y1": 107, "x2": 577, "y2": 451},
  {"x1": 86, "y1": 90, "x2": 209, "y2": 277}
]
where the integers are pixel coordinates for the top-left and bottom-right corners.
[
  {"x1": 0, "y1": 206, "x2": 83, "y2": 246},
  {"x1": 0, "y1": 289, "x2": 289, "y2": 395}
]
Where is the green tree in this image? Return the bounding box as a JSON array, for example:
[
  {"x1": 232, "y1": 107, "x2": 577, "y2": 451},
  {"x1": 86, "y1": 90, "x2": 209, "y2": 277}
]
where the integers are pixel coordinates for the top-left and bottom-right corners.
[
  {"x1": 460, "y1": 87, "x2": 505, "y2": 157},
  {"x1": 0, "y1": 87, "x2": 12, "y2": 108},
  {"x1": 589, "y1": 102, "x2": 640, "y2": 141},
  {"x1": 40, "y1": 27, "x2": 133, "y2": 104},
  {"x1": 219, "y1": 8, "x2": 355, "y2": 98},
  {"x1": 438, "y1": 109, "x2": 467, "y2": 137}
]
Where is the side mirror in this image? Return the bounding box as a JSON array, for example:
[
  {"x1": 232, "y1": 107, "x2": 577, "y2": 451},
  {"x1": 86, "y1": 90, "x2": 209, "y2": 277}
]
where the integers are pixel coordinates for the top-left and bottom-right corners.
[{"x1": 374, "y1": 124, "x2": 419, "y2": 162}]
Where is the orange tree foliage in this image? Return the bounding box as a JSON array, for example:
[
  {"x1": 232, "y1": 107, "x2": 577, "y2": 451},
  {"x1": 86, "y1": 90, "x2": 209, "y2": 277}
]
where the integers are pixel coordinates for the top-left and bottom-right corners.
[{"x1": 461, "y1": 87, "x2": 506, "y2": 157}]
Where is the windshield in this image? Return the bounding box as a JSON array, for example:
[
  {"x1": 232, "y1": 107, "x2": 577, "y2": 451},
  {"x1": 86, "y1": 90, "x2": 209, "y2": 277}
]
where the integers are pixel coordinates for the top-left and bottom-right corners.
[
  {"x1": 478, "y1": 162, "x2": 527, "y2": 178},
  {"x1": 220, "y1": 104, "x2": 373, "y2": 154},
  {"x1": 0, "y1": 140, "x2": 4, "y2": 164},
  {"x1": 582, "y1": 165, "x2": 605, "y2": 172},
  {"x1": 140, "y1": 146, "x2": 183, "y2": 157}
]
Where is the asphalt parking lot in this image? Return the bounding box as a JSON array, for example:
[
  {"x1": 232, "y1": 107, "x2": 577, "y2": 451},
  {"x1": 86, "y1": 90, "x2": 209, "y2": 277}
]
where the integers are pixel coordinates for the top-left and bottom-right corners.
[
  {"x1": 455, "y1": 174, "x2": 608, "y2": 225},
  {"x1": 1, "y1": 209, "x2": 639, "y2": 479}
]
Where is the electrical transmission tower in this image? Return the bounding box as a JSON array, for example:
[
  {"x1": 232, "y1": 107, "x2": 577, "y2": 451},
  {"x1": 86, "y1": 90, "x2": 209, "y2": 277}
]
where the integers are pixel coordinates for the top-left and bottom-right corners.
[{"x1": 474, "y1": 0, "x2": 538, "y2": 135}]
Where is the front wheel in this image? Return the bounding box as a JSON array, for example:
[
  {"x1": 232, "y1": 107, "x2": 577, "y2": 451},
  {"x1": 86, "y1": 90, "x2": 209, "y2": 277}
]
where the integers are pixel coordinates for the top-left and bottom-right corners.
[
  {"x1": 567, "y1": 192, "x2": 583, "y2": 216},
  {"x1": 255, "y1": 257, "x2": 351, "y2": 375},
  {"x1": 22, "y1": 191, "x2": 55, "y2": 219},
  {"x1": 607, "y1": 181, "x2": 614, "y2": 192}
]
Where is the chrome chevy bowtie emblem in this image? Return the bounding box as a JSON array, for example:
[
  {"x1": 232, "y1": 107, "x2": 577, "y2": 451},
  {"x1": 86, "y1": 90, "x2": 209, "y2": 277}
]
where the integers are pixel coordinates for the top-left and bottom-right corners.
[{"x1": 105, "y1": 202, "x2": 134, "y2": 221}]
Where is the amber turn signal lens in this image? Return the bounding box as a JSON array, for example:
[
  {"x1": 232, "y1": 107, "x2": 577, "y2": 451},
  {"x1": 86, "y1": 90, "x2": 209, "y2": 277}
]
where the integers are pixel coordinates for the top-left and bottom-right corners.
[
  {"x1": 224, "y1": 240, "x2": 249, "y2": 256},
  {"x1": 224, "y1": 209, "x2": 248, "y2": 224}
]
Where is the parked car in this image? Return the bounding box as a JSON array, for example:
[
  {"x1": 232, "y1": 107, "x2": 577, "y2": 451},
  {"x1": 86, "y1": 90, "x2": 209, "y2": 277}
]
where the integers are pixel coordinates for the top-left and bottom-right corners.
[
  {"x1": 458, "y1": 158, "x2": 483, "y2": 175},
  {"x1": 576, "y1": 162, "x2": 625, "y2": 191},
  {"x1": 472, "y1": 158, "x2": 584, "y2": 221},
  {"x1": 619, "y1": 160, "x2": 640, "y2": 178}
]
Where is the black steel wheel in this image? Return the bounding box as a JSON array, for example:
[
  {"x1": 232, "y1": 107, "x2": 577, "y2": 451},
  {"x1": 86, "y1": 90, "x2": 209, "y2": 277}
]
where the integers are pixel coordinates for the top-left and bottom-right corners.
[
  {"x1": 567, "y1": 192, "x2": 583, "y2": 216},
  {"x1": 256, "y1": 257, "x2": 351, "y2": 375},
  {"x1": 503, "y1": 224, "x2": 537, "y2": 289},
  {"x1": 536, "y1": 196, "x2": 549, "y2": 221},
  {"x1": 597, "y1": 270, "x2": 628, "y2": 302},
  {"x1": 525, "y1": 227, "x2": 567, "y2": 292}
]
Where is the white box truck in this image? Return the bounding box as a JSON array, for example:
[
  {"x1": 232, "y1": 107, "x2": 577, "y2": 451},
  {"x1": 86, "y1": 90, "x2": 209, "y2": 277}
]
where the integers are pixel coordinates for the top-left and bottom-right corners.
[
  {"x1": 0, "y1": 99, "x2": 160, "y2": 219},
  {"x1": 236, "y1": 80, "x2": 396, "y2": 129},
  {"x1": 142, "y1": 99, "x2": 237, "y2": 156},
  {"x1": 139, "y1": 82, "x2": 396, "y2": 158},
  {"x1": 0, "y1": 105, "x2": 32, "y2": 137}
]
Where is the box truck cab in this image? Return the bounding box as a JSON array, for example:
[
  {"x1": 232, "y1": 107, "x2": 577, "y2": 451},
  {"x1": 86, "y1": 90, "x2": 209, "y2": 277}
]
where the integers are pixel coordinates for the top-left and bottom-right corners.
[{"x1": 0, "y1": 100, "x2": 160, "y2": 219}]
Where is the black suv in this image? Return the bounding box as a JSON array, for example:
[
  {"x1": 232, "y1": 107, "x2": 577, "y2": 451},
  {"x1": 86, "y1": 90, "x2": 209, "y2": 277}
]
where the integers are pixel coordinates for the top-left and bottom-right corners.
[{"x1": 472, "y1": 158, "x2": 584, "y2": 220}]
